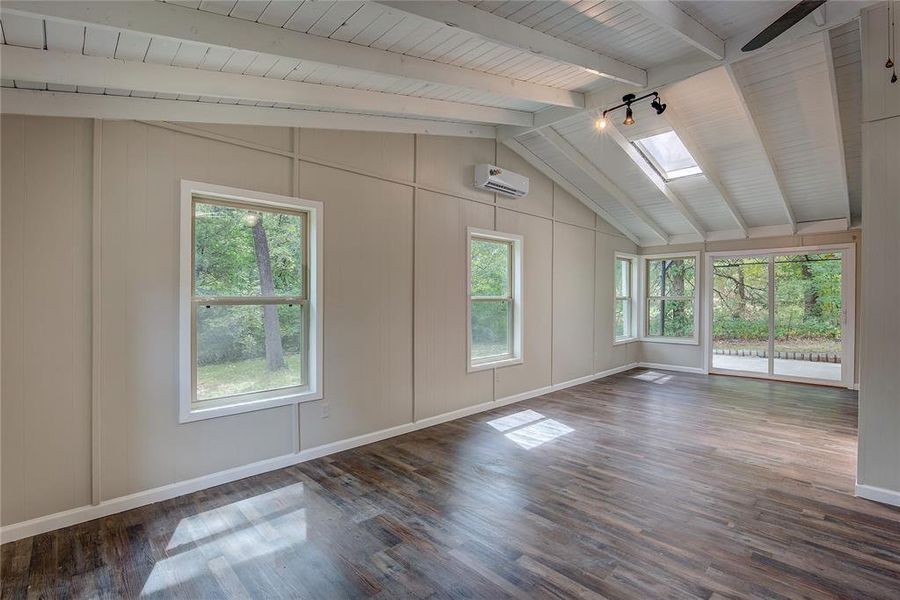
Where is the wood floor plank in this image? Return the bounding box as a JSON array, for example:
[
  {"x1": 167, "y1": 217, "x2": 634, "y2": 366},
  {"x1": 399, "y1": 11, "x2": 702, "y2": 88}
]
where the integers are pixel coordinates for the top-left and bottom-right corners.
[{"x1": 2, "y1": 369, "x2": 899, "y2": 599}]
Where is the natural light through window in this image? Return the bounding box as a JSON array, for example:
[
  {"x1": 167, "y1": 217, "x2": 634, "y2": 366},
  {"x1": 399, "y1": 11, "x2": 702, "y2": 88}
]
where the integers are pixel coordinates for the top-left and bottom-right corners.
[
  {"x1": 485, "y1": 410, "x2": 574, "y2": 450},
  {"x1": 179, "y1": 181, "x2": 322, "y2": 423},
  {"x1": 633, "y1": 131, "x2": 702, "y2": 181},
  {"x1": 468, "y1": 228, "x2": 523, "y2": 371}
]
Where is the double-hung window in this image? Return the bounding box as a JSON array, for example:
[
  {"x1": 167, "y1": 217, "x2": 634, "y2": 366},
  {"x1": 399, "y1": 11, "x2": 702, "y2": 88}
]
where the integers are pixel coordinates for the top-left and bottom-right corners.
[
  {"x1": 614, "y1": 253, "x2": 636, "y2": 342},
  {"x1": 643, "y1": 253, "x2": 699, "y2": 343},
  {"x1": 467, "y1": 228, "x2": 524, "y2": 371},
  {"x1": 179, "y1": 181, "x2": 322, "y2": 422}
]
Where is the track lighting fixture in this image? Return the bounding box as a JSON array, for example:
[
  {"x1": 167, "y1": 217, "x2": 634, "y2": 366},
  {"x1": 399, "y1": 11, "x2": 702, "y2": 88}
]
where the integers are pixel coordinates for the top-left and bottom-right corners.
[{"x1": 595, "y1": 91, "x2": 667, "y2": 130}]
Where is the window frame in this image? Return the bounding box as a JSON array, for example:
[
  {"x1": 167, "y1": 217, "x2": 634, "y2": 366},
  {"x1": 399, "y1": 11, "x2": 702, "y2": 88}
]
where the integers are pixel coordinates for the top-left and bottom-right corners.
[
  {"x1": 632, "y1": 131, "x2": 703, "y2": 182},
  {"x1": 466, "y1": 227, "x2": 524, "y2": 372},
  {"x1": 640, "y1": 251, "x2": 700, "y2": 345},
  {"x1": 613, "y1": 252, "x2": 638, "y2": 344},
  {"x1": 179, "y1": 180, "x2": 323, "y2": 423}
]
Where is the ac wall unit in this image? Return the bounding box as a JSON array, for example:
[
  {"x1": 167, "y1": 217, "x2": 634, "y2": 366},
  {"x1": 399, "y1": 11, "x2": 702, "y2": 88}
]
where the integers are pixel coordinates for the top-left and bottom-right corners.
[{"x1": 474, "y1": 164, "x2": 529, "y2": 198}]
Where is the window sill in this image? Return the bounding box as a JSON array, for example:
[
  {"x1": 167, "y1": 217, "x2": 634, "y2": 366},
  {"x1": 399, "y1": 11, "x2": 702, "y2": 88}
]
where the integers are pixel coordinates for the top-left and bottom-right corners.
[
  {"x1": 468, "y1": 356, "x2": 523, "y2": 373},
  {"x1": 613, "y1": 337, "x2": 638, "y2": 346},
  {"x1": 180, "y1": 388, "x2": 321, "y2": 423},
  {"x1": 640, "y1": 336, "x2": 699, "y2": 346}
]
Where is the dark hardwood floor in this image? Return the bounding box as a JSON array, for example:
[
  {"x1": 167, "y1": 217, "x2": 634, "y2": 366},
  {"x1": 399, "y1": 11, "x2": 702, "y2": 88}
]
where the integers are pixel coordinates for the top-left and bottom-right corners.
[{"x1": 3, "y1": 369, "x2": 899, "y2": 599}]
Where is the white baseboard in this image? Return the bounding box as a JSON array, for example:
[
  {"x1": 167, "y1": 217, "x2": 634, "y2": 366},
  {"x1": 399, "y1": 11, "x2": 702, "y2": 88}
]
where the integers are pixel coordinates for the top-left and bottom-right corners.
[
  {"x1": 855, "y1": 483, "x2": 900, "y2": 508},
  {"x1": 637, "y1": 362, "x2": 707, "y2": 374},
  {"x1": 0, "y1": 362, "x2": 640, "y2": 544}
]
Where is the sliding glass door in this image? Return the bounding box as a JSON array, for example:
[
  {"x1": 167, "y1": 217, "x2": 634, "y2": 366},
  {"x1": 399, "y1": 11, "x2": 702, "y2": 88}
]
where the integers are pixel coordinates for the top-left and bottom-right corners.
[{"x1": 709, "y1": 246, "x2": 854, "y2": 387}]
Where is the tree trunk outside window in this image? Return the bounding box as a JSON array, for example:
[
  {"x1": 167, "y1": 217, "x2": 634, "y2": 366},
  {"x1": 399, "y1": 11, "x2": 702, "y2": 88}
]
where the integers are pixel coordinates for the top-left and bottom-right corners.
[{"x1": 252, "y1": 216, "x2": 286, "y2": 371}]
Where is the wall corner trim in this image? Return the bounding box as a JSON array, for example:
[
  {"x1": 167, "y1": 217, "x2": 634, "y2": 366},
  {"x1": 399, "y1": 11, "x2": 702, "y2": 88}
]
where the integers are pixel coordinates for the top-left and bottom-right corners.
[
  {"x1": 855, "y1": 483, "x2": 900, "y2": 508},
  {"x1": 0, "y1": 362, "x2": 639, "y2": 544}
]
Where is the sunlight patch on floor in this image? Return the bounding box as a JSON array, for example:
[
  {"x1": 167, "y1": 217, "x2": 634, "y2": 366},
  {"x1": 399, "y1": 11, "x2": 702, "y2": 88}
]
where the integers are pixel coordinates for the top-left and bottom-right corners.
[
  {"x1": 142, "y1": 483, "x2": 307, "y2": 597},
  {"x1": 485, "y1": 409, "x2": 574, "y2": 449},
  {"x1": 632, "y1": 371, "x2": 674, "y2": 384},
  {"x1": 487, "y1": 409, "x2": 545, "y2": 432}
]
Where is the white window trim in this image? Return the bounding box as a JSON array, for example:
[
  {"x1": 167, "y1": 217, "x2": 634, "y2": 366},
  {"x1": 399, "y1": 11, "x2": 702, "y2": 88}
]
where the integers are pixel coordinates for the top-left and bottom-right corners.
[
  {"x1": 466, "y1": 227, "x2": 524, "y2": 373},
  {"x1": 613, "y1": 252, "x2": 638, "y2": 345},
  {"x1": 639, "y1": 251, "x2": 701, "y2": 345},
  {"x1": 179, "y1": 180, "x2": 323, "y2": 423}
]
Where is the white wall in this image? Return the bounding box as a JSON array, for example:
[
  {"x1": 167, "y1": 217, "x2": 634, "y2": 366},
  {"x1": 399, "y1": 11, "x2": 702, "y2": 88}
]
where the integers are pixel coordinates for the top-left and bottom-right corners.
[
  {"x1": 857, "y1": 2, "x2": 900, "y2": 503},
  {"x1": 0, "y1": 116, "x2": 638, "y2": 530}
]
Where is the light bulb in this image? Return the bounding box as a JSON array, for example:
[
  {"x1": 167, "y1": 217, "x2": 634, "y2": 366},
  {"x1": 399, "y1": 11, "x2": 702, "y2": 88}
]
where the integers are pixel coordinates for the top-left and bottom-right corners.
[
  {"x1": 623, "y1": 106, "x2": 635, "y2": 126},
  {"x1": 595, "y1": 117, "x2": 608, "y2": 130}
]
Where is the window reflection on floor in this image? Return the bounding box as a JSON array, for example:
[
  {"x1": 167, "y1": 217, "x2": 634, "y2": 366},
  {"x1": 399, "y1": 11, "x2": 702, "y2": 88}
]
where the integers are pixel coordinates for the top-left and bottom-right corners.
[
  {"x1": 486, "y1": 409, "x2": 544, "y2": 432},
  {"x1": 141, "y1": 482, "x2": 307, "y2": 597},
  {"x1": 631, "y1": 370, "x2": 673, "y2": 384},
  {"x1": 485, "y1": 409, "x2": 574, "y2": 449}
]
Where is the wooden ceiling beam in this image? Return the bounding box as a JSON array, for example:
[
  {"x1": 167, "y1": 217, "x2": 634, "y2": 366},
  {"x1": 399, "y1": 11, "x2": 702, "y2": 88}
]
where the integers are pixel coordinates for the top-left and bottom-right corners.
[
  {"x1": 540, "y1": 128, "x2": 670, "y2": 244},
  {"x1": 0, "y1": 0, "x2": 583, "y2": 109},
  {"x1": 502, "y1": 138, "x2": 641, "y2": 245},
  {"x1": 629, "y1": 1, "x2": 725, "y2": 60},
  {"x1": 0, "y1": 44, "x2": 531, "y2": 126},
  {"x1": 601, "y1": 122, "x2": 707, "y2": 240},
  {"x1": 376, "y1": 1, "x2": 647, "y2": 87}
]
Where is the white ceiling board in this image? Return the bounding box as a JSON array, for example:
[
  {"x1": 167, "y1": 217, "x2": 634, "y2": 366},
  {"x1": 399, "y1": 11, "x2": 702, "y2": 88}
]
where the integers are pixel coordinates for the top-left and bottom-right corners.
[
  {"x1": 671, "y1": 1, "x2": 793, "y2": 40},
  {"x1": 228, "y1": 0, "x2": 271, "y2": 22},
  {"x1": 471, "y1": 0, "x2": 705, "y2": 69},
  {"x1": 730, "y1": 36, "x2": 849, "y2": 223},
  {"x1": 1, "y1": 13, "x2": 44, "y2": 48},
  {"x1": 666, "y1": 176, "x2": 738, "y2": 232},
  {"x1": 115, "y1": 32, "x2": 152, "y2": 61},
  {"x1": 829, "y1": 20, "x2": 861, "y2": 219},
  {"x1": 661, "y1": 66, "x2": 789, "y2": 227},
  {"x1": 82, "y1": 26, "x2": 119, "y2": 57},
  {"x1": 553, "y1": 117, "x2": 698, "y2": 237},
  {"x1": 258, "y1": 1, "x2": 302, "y2": 27},
  {"x1": 519, "y1": 130, "x2": 662, "y2": 243},
  {"x1": 44, "y1": 20, "x2": 84, "y2": 54}
]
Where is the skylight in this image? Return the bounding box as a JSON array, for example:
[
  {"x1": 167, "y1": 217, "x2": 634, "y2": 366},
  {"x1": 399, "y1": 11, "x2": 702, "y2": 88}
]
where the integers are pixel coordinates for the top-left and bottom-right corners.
[{"x1": 633, "y1": 131, "x2": 702, "y2": 181}]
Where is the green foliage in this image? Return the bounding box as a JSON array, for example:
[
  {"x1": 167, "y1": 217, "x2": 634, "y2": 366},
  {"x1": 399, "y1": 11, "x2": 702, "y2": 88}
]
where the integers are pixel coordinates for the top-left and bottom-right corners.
[
  {"x1": 193, "y1": 201, "x2": 305, "y2": 367},
  {"x1": 712, "y1": 254, "x2": 842, "y2": 343},
  {"x1": 470, "y1": 238, "x2": 512, "y2": 357},
  {"x1": 194, "y1": 202, "x2": 304, "y2": 297}
]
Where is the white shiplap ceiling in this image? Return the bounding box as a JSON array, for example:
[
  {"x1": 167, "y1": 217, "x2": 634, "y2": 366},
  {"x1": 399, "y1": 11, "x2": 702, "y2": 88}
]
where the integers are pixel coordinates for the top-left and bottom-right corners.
[{"x1": 0, "y1": 0, "x2": 867, "y2": 244}]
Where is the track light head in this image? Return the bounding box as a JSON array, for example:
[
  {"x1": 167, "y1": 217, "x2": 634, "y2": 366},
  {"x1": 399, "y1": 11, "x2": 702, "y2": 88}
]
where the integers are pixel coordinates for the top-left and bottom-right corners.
[
  {"x1": 887, "y1": 57, "x2": 895, "y2": 69},
  {"x1": 623, "y1": 105, "x2": 635, "y2": 125},
  {"x1": 650, "y1": 97, "x2": 667, "y2": 115}
]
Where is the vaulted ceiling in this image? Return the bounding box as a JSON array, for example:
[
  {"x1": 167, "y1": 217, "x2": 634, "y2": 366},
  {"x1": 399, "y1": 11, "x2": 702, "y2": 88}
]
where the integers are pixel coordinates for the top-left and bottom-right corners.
[{"x1": 0, "y1": 1, "x2": 869, "y2": 245}]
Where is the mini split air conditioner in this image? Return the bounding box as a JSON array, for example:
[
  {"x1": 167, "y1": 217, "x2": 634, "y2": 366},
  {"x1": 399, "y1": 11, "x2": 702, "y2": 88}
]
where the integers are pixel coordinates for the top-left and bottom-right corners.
[{"x1": 474, "y1": 164, "x2": 529, "y2": 198}]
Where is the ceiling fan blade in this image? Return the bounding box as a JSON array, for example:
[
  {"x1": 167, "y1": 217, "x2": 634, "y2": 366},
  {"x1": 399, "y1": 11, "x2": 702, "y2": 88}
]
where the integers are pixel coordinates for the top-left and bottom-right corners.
[{"x1": 741, "y1": 0, "x2": 827, "y2": 52}]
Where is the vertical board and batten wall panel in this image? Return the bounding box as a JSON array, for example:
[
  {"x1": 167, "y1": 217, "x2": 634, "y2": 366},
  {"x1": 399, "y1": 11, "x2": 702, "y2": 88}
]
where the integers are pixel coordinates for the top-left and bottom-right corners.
[
  {"x1": 553, "y1": 183, "x2": 597, "y2": 229},
  {"x1": 495, "y1": 143, "x2": 553, "y2": 218},
  {"x1": 858, "y1": 3, "x2": 900, "y2": 498},
  {"x1": 97, "y1": 122, "x2": 295, "y2": 500},
  {"x1": 859, "y1": 117, "x2": 900, "y2": 494},
  {"x1": 413, "y1": 189, "x2": 494, "y2": 420},
  {"x1": 0, "y1": 116, "x2": 93, "y2": 524},
  {"x1": 861, "y1": 3, "x2": 900, "y2": 122},
  {"x1": 552, "y1": 222, "x2": 596, "y2": 384},
  {"x1": 415, "y1": 135, "x2": 496, "y2": 203},
  {"x1": 493, "y1": 208, "x2": 553, "y2": 399},
  {"x1": 1, "y1": 116, "x2": 638, "y2": 530},
  {"x1": 299, "y1": 129, "x2": 415, "y2": 182},
  {"x1": 297, "y1": 161, "x2": 414, "y2": 449},
  {"x1": 594, "y1": 232, "x2": 640, "y2": 373}
]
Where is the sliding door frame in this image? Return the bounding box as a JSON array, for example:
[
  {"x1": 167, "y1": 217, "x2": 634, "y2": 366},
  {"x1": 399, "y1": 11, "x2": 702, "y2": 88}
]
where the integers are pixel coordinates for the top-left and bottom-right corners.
[{"x1": 703, "y1": 243, "x2": 855, "y2": 389}]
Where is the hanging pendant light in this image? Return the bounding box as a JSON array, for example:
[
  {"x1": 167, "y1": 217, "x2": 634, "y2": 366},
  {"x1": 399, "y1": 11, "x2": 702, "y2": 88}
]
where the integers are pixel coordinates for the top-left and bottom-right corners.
[{"x1": 623, "y1": 105, "x2": 635, "y2": 125}]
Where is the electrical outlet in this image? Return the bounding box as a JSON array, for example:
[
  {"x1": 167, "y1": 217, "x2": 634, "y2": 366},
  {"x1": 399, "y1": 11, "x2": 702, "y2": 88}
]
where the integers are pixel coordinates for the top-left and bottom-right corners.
[{"x1": 320, "y1": 401, "x2": 329, "y2": 419}]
